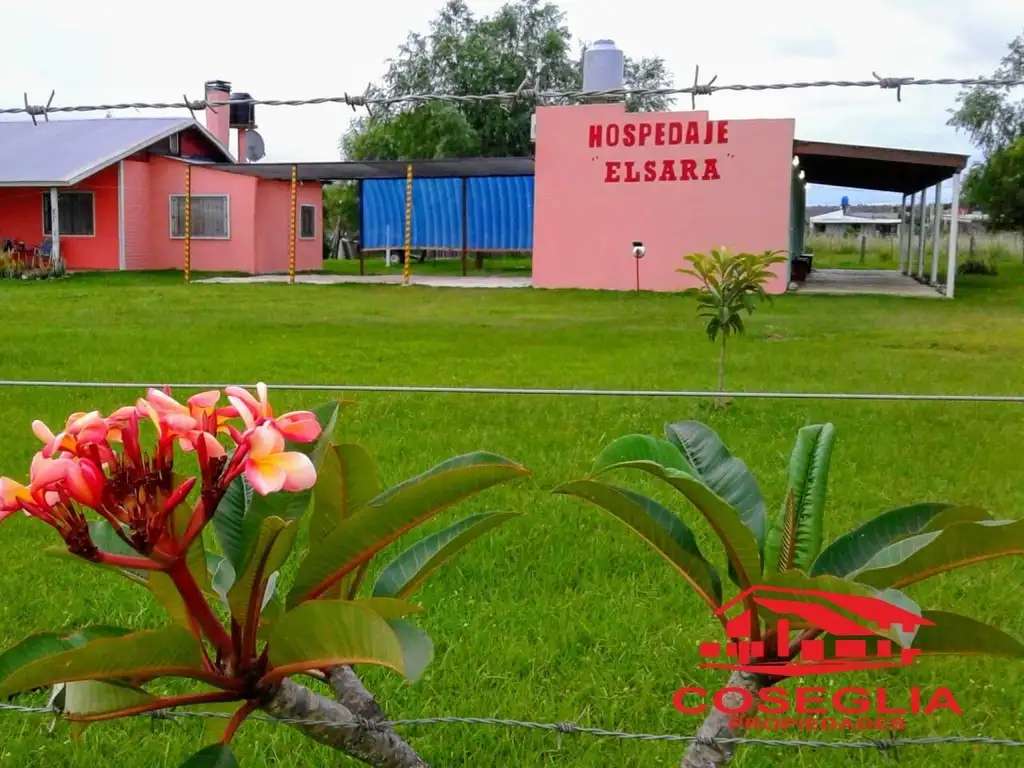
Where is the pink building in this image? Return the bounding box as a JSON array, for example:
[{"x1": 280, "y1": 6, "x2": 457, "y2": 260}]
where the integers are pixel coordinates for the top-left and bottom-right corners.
[
  {"x1": 532, "y1": 102, "x2": 794, "y2": 294},
  {"x1": 0, "y1": 80, "x2": 322, "y2": 274}
]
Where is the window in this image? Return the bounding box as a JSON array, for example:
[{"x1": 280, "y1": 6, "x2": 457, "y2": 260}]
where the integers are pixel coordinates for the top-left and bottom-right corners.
[
  {"x1": 299, "y1": 204, "x2": 316, "y2": 239},
  {"x1": 170, "y1": 195, "x2": 230, "y2": 239},
  {"x1": 168, "y1": 133, "x2": 181, "y2": 155},
  {"x1": 42, "y1": 191, "x2": 94, "y2": 236}
]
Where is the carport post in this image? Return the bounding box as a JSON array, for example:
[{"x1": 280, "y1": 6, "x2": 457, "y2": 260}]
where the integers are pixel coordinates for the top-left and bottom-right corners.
[
  {"x1": 48, "y1": 187, "x2": 61, "y2": 271},
  {"x1": 403, "y1": 163, "x2": 413, "y2": 286},
  {"x1": 902, "y1": 192, "x2": 915, "y2": 275},
  {"x1": 946, "y1": 173, "x2": 961, "y2": 298},
  {"x1": 917, "y1": 187, "x2": 927, "y2": 278},
  {"x1": 897, "y1": 194, "x2": 907, "y2": 273},
  {"x1": 930, "y1": 184, "x2": 941, "y2": 284}
]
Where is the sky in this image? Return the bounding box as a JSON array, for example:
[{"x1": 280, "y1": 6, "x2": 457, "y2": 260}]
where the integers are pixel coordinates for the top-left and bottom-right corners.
[{"x1": 1, "y1": 0, "x2": 1019, "y2": 206}]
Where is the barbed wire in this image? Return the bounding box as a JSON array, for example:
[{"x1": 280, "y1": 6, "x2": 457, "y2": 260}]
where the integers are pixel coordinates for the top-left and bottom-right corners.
[
  {"x1": 0, "y1": 378, "x2": 1022, "y2": 403},
  {"x1": 1, "y1": 701, "x2": 1021, "y2": 753},
  {"x1": 5, "y1": 74, "x2": 1024, "y2": 119}
]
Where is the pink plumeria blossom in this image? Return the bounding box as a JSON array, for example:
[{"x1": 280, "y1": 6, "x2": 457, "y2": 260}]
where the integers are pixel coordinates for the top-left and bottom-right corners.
[{"x1": 242, "y1": 423, "x2": 317, "y2": 496}]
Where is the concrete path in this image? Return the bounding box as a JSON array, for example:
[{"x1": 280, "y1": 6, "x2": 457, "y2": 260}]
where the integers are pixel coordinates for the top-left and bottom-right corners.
[
  {"x1": 795, "y1": 269, "x2": 942, "y2": 298},
  {"x1": 198, "y1": 273, "x2": 531, "y2": 289}
]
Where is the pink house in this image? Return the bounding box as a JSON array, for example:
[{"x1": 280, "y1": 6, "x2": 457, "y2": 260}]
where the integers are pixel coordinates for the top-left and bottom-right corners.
[{"x1": 0, "y1": 80, "x2": 322, "y2": 274}]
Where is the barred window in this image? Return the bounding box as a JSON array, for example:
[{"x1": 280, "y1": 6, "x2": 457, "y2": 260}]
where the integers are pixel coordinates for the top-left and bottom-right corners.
[
  {"x1": 43, "y1": 191, "x2": 94, "y2": 236},
  {"x1": 299, "y1": 204, "x2": 316, "y2": 239},
  {"x1": 170, "y1": 195, "x2": 230, "y2": 239}
]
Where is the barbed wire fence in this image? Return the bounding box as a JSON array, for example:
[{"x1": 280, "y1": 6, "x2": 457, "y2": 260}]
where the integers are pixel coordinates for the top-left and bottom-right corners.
[
  {"x1": 5, "y1": 73, "x2": 1024, "y2": 121},
  {"x1": 4, "y1": 71, "x2": 1024, "y2": 762},
  {"x1": 2, "y1": 700, "x2": 1023, "y2": 757}
]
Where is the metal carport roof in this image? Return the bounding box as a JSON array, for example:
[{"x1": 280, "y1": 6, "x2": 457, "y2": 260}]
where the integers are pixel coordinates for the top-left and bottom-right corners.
[
  {"x1": 212, "y1": 157, "x2": 535, "y2": 182},
  {"x1": 793, "y1": 140, "x2": 969, "y2": 194}
]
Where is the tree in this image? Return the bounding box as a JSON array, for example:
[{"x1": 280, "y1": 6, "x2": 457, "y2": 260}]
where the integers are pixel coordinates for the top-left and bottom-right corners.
[
  {"x1": 947, "y1": 31, "x2": 1024, "y2": 156},
  {"x1": 963, "y1": 136, "x2": 1024, "y2": 233},
  {"x1": 558, "y1": 420, "x2": 1024, "y2": 767},
  {"x1": 0, "y1": 385, "x2": 527, "y2": 767},
  {"x1": 677, "y1": 248, "x2": 785, "y2": 400},
  {"x1": 340, "y1": 0, "x2": 674, "y2": 162}
]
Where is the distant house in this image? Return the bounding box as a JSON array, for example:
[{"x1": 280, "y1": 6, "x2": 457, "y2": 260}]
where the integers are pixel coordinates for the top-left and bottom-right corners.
[
  {"x1": 808, "y1": 208, "x2": 901, "y2": 237},
  {"x1": 0, "y1": 81, "x2": 322, "y2": 273}
]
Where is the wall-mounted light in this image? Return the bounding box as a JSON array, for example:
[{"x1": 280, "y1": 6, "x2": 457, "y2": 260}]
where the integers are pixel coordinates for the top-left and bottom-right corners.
[
  {"x1": 798, "y1": 170, "x2": 805, "y2": 180},
  {"x1": 792, "y1": 156, "x2": 800, "y2": 168}
]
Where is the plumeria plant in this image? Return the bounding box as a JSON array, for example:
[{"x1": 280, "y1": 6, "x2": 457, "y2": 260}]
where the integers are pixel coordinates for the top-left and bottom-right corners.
[{"x1": 0, "y1": 384, "x2": 527, "y2": 767}]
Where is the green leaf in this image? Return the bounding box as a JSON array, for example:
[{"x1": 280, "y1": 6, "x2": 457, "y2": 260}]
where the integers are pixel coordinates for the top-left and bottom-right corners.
[
  {"x1": 179, "y1": 744, "x2": 238, "y2": 768},
  {"x1": 0, "y1": 626, "x2": 206, "y2": 698},
  {"x1": 852, "y1": 518, "x2": 1024, "y2": 589},
  {"x1": 310, "y1": 443, "x2": 381, "y2": 546},
  {"x1": 351, "y1": 598, "x2": 425, "y2": 620},
  {"x1": 149, "y1": 572, "x2": 190, "y2": 625},
  {"x1": 554, "y1": 480, "x2": 722, "y2": 610},
  {"x1": 811, "y1": 503, "x2": 966, "y2": 577},
  {"x1": 588, "y1": 455, "x2": 761, "y2": 589},
  {"x1": 0, "y1": 634, "x2": 73, "y2": 686},
  {"x1": 288, "y1": 452, "x2": 527, "y2": 607},
  {"x1": 212, "y1": 476, "x2": 249, "y2": 570},
  {"x1": 210, "y1": 555, "x2": 237, "y2": 610},
  {"x1": 371, "y1": 512, "x2": 521, "y2": 599},
  {"x1": 62, "y1": 680, "x2": 156, "y2": 718},
  {"x1": 266, "y1": 600, "x2": 406, "y2": 679},
  {"x1": 591, "y1": 434, "x2": 689, "y2": 474},
  {"x1": 663, "y1": 421, "x2": 767, "y2": 548},
  {"x1": 388, "y1": 619, "x2": 433, "y2": 683},
  {"x1": 64, "y1": 626, "x2": 133, "y2": 648},
  {"x1": 912, "y1": 610, "x2": 1024, "y2": 657},
  {"x1": 226, "y1": 515, "x2": 297, "y2": 624},
  {"x1": 764, "y1": 424, "x2": 836, "y2": 572}
]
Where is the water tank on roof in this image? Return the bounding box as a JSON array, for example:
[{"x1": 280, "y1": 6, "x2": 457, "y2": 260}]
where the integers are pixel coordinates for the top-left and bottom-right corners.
[
  {"x1": 583, "y1": 40, "x2": 624, "y2": 94},
  {"x1": 229, "y1": 93, "x2": 256, "y2": 128}
]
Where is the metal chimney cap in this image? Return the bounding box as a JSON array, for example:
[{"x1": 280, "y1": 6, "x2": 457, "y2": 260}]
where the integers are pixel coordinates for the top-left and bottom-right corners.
[{"x1": 204, "y1": 80, "x2": 232, "y2": 93}]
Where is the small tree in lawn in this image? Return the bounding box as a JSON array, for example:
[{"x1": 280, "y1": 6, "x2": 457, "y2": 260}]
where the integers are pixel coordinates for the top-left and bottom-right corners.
[
  {"x1": 557, "y1": 420, "x2": 1024, "y2": 768},
  {"x1": 0, "y1": 384, "x2": 528, "y2": 767},
  {"x1": 678, "y1": 248, "x2": 785, "y2": 399}
]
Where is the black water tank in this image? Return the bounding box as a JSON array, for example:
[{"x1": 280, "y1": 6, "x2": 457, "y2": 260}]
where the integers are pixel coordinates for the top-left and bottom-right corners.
[{"x1": 229, "y1": 93, "x2": 255, "y2": 127}]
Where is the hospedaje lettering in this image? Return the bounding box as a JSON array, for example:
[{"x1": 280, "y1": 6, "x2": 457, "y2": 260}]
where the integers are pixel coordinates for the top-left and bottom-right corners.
[{"x1": 590, "y1": 120, "x2": 728, "y2": 183}]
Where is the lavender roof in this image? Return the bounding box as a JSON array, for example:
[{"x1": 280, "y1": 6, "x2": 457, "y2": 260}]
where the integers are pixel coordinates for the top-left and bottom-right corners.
[{"x1": 0, "y1": 117, "x2": 231, "y2": 186}]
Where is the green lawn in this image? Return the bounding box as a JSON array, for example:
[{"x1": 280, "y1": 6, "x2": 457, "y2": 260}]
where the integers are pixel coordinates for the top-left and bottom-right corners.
[{"x1": 1, "y1": 266, "x2": 1023, "y2": 767}]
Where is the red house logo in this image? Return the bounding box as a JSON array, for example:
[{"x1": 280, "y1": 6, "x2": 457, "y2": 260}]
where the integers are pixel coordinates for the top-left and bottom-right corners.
[{"x1": 699, "y1": 585, "x2": 933, "y2": 677}]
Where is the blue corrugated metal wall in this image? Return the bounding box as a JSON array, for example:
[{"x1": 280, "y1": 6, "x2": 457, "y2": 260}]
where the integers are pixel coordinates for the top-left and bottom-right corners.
[{"x1": 360, "y1": 175, "x2": 533, "y2": 251}]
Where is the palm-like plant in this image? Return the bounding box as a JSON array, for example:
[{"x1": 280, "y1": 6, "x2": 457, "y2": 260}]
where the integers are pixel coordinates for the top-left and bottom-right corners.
[
  {"x1": 678, "y1": 249, "x2": 786, "y2": 398},
  {"x1": 556, "y1": 420, "x2": 1024, "y2": 768}
]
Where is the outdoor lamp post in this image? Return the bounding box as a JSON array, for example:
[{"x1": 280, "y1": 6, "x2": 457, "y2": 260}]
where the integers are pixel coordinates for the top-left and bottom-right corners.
[{"x1": 632, "y1": 240, "x2": 646, "y2": 294}]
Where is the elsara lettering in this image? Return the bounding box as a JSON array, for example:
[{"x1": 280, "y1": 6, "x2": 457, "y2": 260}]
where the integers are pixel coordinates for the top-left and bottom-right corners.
[{"x1": 604, "y1": 158, "x2": 721, "y2": 184}]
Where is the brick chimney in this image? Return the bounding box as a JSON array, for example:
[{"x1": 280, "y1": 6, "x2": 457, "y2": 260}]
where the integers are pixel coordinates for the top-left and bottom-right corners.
[{"x1": 203, "y1": 79, "x2": 232, "y2": 151}]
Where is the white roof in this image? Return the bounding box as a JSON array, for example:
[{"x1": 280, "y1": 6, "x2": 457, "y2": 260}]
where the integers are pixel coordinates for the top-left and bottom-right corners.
[{"x1": 809, "y1": 209, "x2": 901, "y2": 225}]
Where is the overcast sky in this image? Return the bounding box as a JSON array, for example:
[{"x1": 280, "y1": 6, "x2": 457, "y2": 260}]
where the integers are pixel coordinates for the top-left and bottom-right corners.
[{"x1": 2, "y1": 0, "x2": 1019, "y2": 205}]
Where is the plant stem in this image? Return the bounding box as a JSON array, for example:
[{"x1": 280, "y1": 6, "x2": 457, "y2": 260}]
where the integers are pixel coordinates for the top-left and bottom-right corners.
[
  {"x1": 96, "y1": 552, "x2": 162, "y2": 571},
  {"x1": 221, "y1": 699, "x2": 260, "y2": 744},
  {"x1": 167, "y1": 558, "x2": 234, "y2": 662}
]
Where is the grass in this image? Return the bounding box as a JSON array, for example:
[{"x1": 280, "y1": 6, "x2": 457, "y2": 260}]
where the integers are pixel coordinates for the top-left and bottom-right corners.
[{"x1": 1, "y1": 263, "x2": 1024, "y2": 767}]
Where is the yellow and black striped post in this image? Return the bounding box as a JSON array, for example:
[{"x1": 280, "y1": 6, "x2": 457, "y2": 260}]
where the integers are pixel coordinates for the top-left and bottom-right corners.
[
  {"x1": 183, "y1": 165, "x2": 192, "y2": 283},
  {"x1": 403, "y1": 163, "x2": 413, "y2": 286},
  {"x1": 288, "y1": 164, "x2": 298, "y2": 284}
]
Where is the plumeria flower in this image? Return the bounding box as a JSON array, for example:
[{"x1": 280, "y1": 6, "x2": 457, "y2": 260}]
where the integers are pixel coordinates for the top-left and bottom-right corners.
[
  {"x1": 226, "y1": 383, "x2": 322, "y2": 444},
  {"x1": 242, "y1": 423, "x2": 317, "y2": 495}
]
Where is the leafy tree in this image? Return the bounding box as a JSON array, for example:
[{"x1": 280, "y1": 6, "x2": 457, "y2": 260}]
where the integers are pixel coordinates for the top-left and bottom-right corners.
[
  {"x1": 948, "y1": 32, "x2": 1024, "y2": 156},
  {"x1": 677, "y1": 248, "x2": 785, "y2": 400},
  {"x1": 963, "y1": 136, "x2": 1024, "y2": 233},
  {"x1": 340, "y1": 0, "x2": 674, "y2": 162},
  {"x1": 0, "y1": 386, "x2": 527, "y2": 767},
  {"x1": 558, "y1": 420, "x2": 1024, "y2": 767}
]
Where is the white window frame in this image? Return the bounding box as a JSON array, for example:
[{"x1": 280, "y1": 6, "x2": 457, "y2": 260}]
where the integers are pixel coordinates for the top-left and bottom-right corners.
[
  {"x1": 299, "y1": 204, "x2": 317, "y2": 239},
  {"x1": 42, "y1": 190, "x2": 96, "y2": 237},
  {"x1": 169, "y1": 194, "x2": 231, "y2": 240}
]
